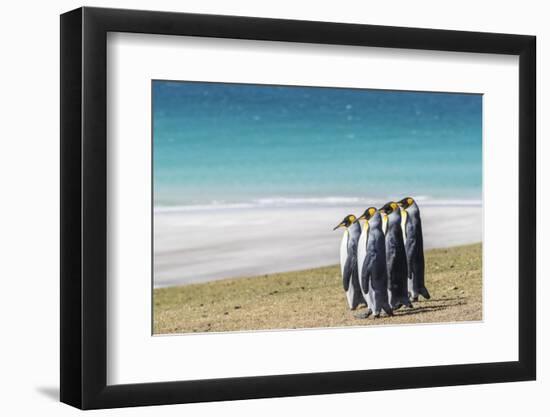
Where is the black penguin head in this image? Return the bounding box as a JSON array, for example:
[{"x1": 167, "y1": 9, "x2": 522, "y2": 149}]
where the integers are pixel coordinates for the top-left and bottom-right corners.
[
  {"x1": 333, "y1": 214, "x2": 357, "y2": 231},
  {"x1": 357, "y1": 207, "x2": 377, "y2": 223},
  {"x1": 397, "y1": 197, "x2": 415, "y2": 209},
  {"x1": 379, "y1": 201, "x2": 399, "y2": 214}
]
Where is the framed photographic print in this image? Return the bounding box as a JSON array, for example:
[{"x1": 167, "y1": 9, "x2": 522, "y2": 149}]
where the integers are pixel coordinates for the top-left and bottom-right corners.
[{"x1": 60, "y1": 6, "x2": 536, "y2": 409}]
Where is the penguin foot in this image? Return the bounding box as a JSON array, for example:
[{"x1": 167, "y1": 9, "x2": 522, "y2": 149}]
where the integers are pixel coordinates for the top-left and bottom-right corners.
[
  {"x1": 411, "y1": 296, "x2": 419, "y2": 302},
  {"x1": 407, "y1": 303, "x2": 414, "y2": 309},
  {"x1": 393, "y1": 303, "x2": 403, "y2": 311},
  {"x1": 420, "y1": 288, "x2": 431, "y2": 300},
  {"x1": 354, "y1": 309, "x2": 372, "y2": 319},
  {"x1": 373, "y1": 312, "x2": 381, "y2": 319}
]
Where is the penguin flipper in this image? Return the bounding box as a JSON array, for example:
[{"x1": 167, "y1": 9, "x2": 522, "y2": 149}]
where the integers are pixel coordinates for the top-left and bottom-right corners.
[
  {"x1": 360, "y1": 255, "x2": 371, "y2": 294},
  {"x1": 342, "y1": 255, "x2": 354, "y2": 291},
  {"x1": 419, "y1": 287, "x2": 431, "y2": 300},
  {"x1": 382, "y1": 303, "x2": 394, "y2": 317}
]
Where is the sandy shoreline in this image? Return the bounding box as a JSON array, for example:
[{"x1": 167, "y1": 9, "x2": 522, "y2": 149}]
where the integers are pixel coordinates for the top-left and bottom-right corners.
[{"x1": 154, "y1": 203, "x2": 481, "y2": 288}]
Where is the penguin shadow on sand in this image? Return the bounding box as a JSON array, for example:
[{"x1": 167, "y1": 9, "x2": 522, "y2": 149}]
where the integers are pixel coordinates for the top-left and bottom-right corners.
[
  {"x1": 391, "y1": 300, "x2": 465, "y2": 317},
  {"x1": 352, "y1": 298, "x2": 466, "y2": 320}
]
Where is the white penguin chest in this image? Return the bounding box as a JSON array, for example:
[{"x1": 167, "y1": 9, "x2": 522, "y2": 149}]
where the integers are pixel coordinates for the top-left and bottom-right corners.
[
  {"x1": 340, "y1": 230, "x2": 349, "y2": 276},
  {"x1": 357, "y1": 226, "x2": 368, "y2": 284},
  {"x1": 401, "y1": 209, "x2": 408, "y2": 241}
]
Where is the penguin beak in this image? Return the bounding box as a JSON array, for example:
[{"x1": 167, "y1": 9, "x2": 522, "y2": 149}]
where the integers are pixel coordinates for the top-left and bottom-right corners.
[
  {"x1": 333, "y1": 222, "x2": 345, "y2": 231},
  {"x1": 355, "y1": 214, "x2": 366, "y2": 223}
]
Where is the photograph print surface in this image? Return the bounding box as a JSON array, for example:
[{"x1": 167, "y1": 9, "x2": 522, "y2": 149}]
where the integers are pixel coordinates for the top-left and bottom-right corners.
[{"x1": 152, "y1": 80, "x2": 482, "y2": 335}]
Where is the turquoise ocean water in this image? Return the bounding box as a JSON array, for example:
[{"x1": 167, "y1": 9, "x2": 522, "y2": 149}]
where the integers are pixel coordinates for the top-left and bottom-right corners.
[{"x1": 153, "y1": 81, "x2": 482, "y2": 209}]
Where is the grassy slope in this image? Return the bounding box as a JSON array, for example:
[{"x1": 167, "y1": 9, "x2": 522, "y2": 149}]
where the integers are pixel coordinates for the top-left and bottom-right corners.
[{"x1": 154, "y1": 243, "x2": 482, "y2": 334}]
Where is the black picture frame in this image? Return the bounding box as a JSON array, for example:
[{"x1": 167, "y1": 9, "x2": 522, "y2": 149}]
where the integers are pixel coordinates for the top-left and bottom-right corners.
[{"x1": 60, "y1": 6, "x2": 536, "y2": 410}]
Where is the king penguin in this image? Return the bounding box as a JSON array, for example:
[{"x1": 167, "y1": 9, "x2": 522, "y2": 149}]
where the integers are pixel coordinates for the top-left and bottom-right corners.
[
  {"x1": 333, "y1": 214, "x2": 365, "y2": 310},
  {"x1": 356, "y1": 207, "x2": 393, "y2": 318},
  {"x1": 380, "y1": 202, "x2": 413, "y2": 309},
  {"x1": 398, "y1": 197, "x2": 431, "y2": 301}
]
